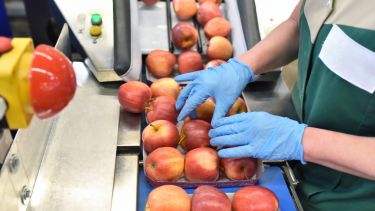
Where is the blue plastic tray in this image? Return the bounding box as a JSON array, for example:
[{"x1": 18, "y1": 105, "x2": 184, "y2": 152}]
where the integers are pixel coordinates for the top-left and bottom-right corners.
[{"x1": 138, "y1": 166, "x2": 296, "y2": 211}]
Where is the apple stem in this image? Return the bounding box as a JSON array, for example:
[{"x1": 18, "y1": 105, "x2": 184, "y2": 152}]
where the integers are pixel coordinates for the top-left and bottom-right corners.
[
  {"x1": 145, "y1": 106, "x2": 152, "y2": 112},
  {"x1": 178, "y1": 131, "x2": 186, "y2": 145},
  {"x1": 150, "y1": 124, "x2": 159, "y2": 132}
]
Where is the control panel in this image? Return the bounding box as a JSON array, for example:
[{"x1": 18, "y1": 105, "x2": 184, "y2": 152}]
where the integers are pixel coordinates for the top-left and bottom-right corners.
[{"x1": 52, "y1": 0, "x2": 141, "y2": 82}]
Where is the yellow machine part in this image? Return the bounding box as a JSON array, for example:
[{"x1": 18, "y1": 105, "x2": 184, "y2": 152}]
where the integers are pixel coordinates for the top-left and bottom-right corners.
[{"x1": 0, "y1": 38, "x2": 34, "y2": 129}]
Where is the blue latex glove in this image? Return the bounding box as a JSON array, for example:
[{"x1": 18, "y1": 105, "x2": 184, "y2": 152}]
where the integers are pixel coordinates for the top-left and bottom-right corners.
[
  {"x1": 175, "y1": 58, "x2": 254, "y2": 124},
  {"x1": 209, "y1": 112, "x2": 308, "y2": 163}
]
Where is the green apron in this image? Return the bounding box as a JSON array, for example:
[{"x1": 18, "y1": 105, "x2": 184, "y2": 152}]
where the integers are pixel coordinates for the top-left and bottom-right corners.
[{"x1": 291, "y1": 0, "x2": 375, "y2": 210}]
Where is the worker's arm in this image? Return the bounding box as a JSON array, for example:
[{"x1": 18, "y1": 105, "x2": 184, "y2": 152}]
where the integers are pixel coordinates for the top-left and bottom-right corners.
[
  {"x1": 209, "y1": 112, "x2": 375, "y2": 181},
  {"x1": 237, "y1": 1, "x2": 302, "y2": 74},
  {"x1": 303, "y1": 127, "x2": 375, "y2": 180},
  {"x1": 175, "y1": 1, "x2": 302, "y2": 123}
]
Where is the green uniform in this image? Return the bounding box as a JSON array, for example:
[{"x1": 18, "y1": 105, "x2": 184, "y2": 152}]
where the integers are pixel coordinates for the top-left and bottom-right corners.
[{"x1": 291, "y1": 0, "x2": 375, "y2": 210}]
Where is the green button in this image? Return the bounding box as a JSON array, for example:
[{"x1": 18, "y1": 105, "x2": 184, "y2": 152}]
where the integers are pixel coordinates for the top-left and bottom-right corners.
[{"x1": 91, "y1": 13, "x2": 102, "y2": 26}]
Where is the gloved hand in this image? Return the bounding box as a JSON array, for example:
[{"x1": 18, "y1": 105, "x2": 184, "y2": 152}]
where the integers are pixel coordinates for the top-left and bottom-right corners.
[
  {"x1": 175, "y1": 58, "x2": 254, "y2": 124},
  {"x1": 209, "y1": 112, "x2": 308, "y2": 164}
]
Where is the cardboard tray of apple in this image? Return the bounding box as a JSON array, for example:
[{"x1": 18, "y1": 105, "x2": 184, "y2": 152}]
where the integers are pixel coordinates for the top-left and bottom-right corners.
[
  {"x1": 139, "y1": 80, "x2": 264, "y2": 188},
  {"x1": 145, "y1": 0, "x2": 233, "y2": 82},
  {"x1": 143, "y1": 146, "x2": 263, "y2": 188},
  {"x1": 117, "y1": 60, "x2": 264, "y2": 188}
]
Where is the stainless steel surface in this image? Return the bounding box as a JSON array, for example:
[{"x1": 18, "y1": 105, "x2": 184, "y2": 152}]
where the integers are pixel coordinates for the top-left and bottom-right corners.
[
  {"x1": 15, "y1": 117, "x2": 56, "y2": 193},
  {"x1": 55, "y1": 24, "x2": 71, "y2": 59},
  {"x1": 54, "y1": 0, "x2": 142, "y2": 82},
  {"x1": 0, "y1": 130, "x2": 12, "y2": 166},
  {"x1": 243, "y1": 72, "x2": 298, "y2": 120},
  {"x1": 0, "y1": 97, "x2": 7, "y2": 120},
  {"x1": 27, "y1": 89, "x2": 119, "y2": 211},
  {"x1": 117, "y1": 109, "x2": 141, "y2": 152},
  {"x1": 138, "y1": 2, "x2": 169, "y2": 53},
  {"x1": 226, "y1": 0, "x2": 248, "y2": 57},
  {"x1": 0, "y1": 169, "x2": 20, "y2": 211},
  {"x1": 111, "y1": 154, "x2": 139, "y2": 211},
  {"x1": 0, "y1": 129, "x2": 31, "y2": 211},
  {"x1": 0, "y1": 118, "x2": 57, "y2": 211},
  {"x1": 124, "y1": 0, "x2": 142, "y2": 82}
]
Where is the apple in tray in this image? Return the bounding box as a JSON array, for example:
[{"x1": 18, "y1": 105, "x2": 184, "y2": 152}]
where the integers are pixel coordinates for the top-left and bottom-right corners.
[
  {"x1": 118, "y1": 81, "x2": 151, "y2": 113},
  {"x1": 192, "y1": 185, "x2": 231, "y2": 211},
  {"x1": 199, "y1": 0, "x2": 222, "y2": 5},
  {"x1": 184, "y1": 147, "x2": 220, "y2": 182},
  {"x1": 205, "y1": 59, "x2": 226, "y2": 69},
  {"x1": 142, "y1": 0, "x2": 159, "y2": 6},
  {"x1": 146, "y1": 96, "x2": 179, "y2": 124},
  {"x1": 172, "y1": 22, "x2": 198, "y2": 50},
  {"x1": 178, "y1": 51, "x2": 204, "y2": 74},
  {"x1": 232, "y1": 186, "x2": 279, "y2": 211},
  {"x1": 221, "y1": 157, "x2": 258, "y2": 181},
  {"x1": 204, "y1": 17, "x2": 231, "y2": 38},
  {"x1": 173, "y1": 0, "x2": 197, "y2": 20},
  {"x1": 227, "y1": 97, "x2": 248, "y2": 116},
  {"x1": 145, "y1": 185, "x2": 191, "y2": 211},
  {"x1": 146, "y1": 50, "x2": 177, "y2": 78},
  {"x1": 180, "y1": 119, "x2": 212, "y2": 151},
  {"x1": 145, "y1": 147, "x2": 184, "y2": 182},
  {"x1": 207, "y1": 36, "x2": 233, "y2": 61},
  {"x1": 197, "y1": 2, "x2": 222, "y2": 26},
  {"x1": 142, "y1": 120, "x2": 180, "y2": 153},
  {"x1": 195, "y1": 97, "x2": 215, "y2": 123},
  {"x1": 150, "y1": 78, "x2": 180, "y2": 100}
]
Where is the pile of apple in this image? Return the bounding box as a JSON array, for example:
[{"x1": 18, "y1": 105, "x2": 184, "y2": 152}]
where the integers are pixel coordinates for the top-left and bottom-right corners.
[
  {"x1": 146, "y1": 0, "x2": 234, "y2": 78},
  {"x1": 145, "y1": 184, "x2": 279, "y2": 211},
  {"x1": 118, "y1": 77, "x2": 257, "y2": 184}
]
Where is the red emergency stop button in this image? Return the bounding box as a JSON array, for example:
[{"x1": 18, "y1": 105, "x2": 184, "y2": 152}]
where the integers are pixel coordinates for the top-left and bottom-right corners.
[{"x1": 29, "y1": 45, "x2": 76, "y2": 119}]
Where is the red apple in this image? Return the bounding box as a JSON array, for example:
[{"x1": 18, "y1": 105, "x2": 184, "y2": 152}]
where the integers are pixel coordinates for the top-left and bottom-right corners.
[
  {"x1": 232, "y1": 186, "x2": 279, "y2": 211},
  {"x1": 146, "y1": 96, "x2": 179, "y2": 124},
  {"x1": 204, "y1": 17, "x2": 231, "y2": 38},
  {"x1": 142, "y1": 120, "x2": 180, "y2": 153},
  {"x1": 151, "y1": 78, "x2": 180, "y2": 100},
  {"x1": 221, "y1": 157, "x2": 257, "y2": 181},
  {"x1": 199, "y1": 0, "x2": 222, "y2": 5},
  {"x1": 118, "y1": 81, "x2": 151, "y2": 113},
  {"x1": 143, "y1": 0, "x2": 159, "y2": 6},
  {"x1": 180, "y1": 120, "x2": 211, "y2": 151},
  {"x1": 205, "y1": 59, "x2": 226, "y2": 69},
  {"x1": 227, "y1": 97, "x2": 248, "y2": 116},
  {"x1": 146, "y1": 50, "x2": 177, "y2": 78},
  {"x1": 145, "y1": 147, "x2": 184, "y2": 182},
  {"x1": 192, "y1": 185, "x2": 231, "y2": 211},
  {"x1": 145, "y1": 185, "x2": 191, "y2": 211},
  {"x1": 196, "y1": 97, "x2": 215, "y2": 123},
  {"x1": 173, "y1": 0, "x2": 197, "y2": 20},
  {"x1": 178, "y1": 51, "x2": 204, "y2": 74},
  {"x1": 184, "y1": 147, "x2": 219, "y2": 182},
  {"x1": 196, "y1": 2, "x2": 222, "y2": 26},
  {"x1": 172, "y1": 22, "x2": 198, "y2": 50},
  {"x1": 207, "y1": 36, "x2": 233, "y2": 60}
]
